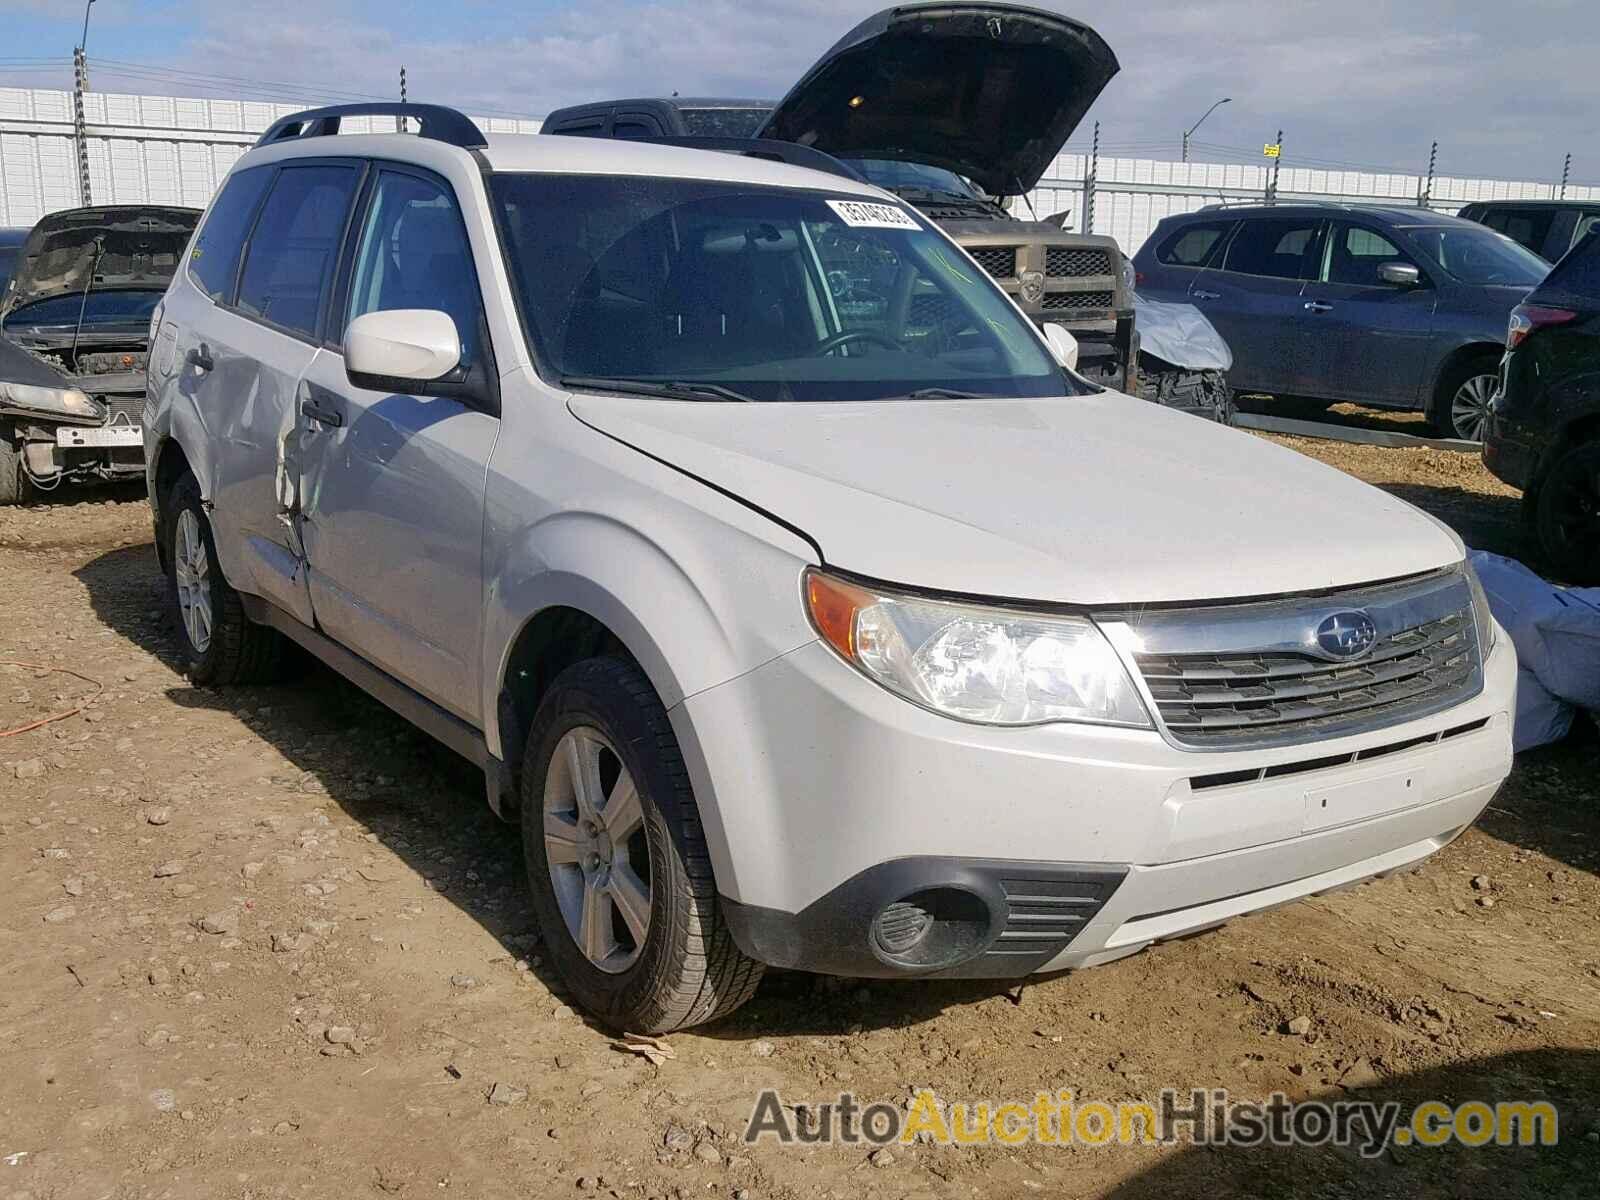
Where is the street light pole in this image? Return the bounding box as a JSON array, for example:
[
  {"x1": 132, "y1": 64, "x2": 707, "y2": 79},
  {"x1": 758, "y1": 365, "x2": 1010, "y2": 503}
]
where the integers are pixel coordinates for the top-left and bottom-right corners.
[
  {"x1": 79, "y1": 0, "x2": 96, "y2": 56},
  {"x1": 1182, "y1": 96, "x2": 1231, "y2": 163},
  {"x1": 74, "y1": 0, "x2": 97, "y2": 206}
]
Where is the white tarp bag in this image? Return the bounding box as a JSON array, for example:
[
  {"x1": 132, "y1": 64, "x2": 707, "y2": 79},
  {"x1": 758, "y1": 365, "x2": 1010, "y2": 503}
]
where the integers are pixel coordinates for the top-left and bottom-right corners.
[
  {"x1": 1468, "y1": 550, "x2": 1600, "y2": 750},
  {"x1": 1131, "y1": 294, "x2": 1233, "y2": 372}
]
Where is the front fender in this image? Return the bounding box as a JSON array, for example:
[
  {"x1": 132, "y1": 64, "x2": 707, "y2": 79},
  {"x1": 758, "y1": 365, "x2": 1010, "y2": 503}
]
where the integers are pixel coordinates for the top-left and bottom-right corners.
[{"x1": 481, "y1": 506, "x2": 816, "y2": 760}]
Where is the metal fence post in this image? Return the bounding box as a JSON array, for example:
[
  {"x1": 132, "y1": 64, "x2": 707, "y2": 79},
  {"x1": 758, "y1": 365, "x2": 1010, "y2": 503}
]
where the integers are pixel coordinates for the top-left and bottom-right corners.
[
  {"x1": 72, "y1": 48, "x2": 92, "y2": 206},
  {"x1": 1265, "y1": 129, "x2": 1283, "y2": 205},
  {"x1": 1419, "y1": 140, "x2": 1437, "y2": 208},
  {"x1": 1560, "y1": 153, "x2": 1572, "y2": 199},
  {"x1": 1082, "y1": 121, "x2": 1098, "y2": 235}
]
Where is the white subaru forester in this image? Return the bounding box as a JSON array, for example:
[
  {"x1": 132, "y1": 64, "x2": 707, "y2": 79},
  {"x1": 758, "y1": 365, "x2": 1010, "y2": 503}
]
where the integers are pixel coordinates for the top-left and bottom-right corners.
[{"x1": 144, "y1": 103, "x2": 1515, "y2": 1032}]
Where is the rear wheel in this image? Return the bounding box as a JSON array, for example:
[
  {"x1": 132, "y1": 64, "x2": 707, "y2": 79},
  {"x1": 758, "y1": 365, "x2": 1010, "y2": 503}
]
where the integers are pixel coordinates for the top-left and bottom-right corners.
[
  {"x1": 165, "y1": 473, "x2": 286, "y2": 683},
  {"x1": 1429, "y1": 354, "x2": 1501, "y2": 441},
  {"x1": 1534, "y1": 441, "x2": 1600, "y2": 584},
  {"x1": 521, "y1": 657, "x2": 762, "y2": 1032}
]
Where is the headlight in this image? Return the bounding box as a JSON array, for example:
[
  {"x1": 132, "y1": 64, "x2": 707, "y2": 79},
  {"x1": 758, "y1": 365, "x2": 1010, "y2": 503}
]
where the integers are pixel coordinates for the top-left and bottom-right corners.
[
  {"x1": 1462, "y1": 558, "x2": 1498, "y2": 656},
  {"x1": 1119, "y1": 256, "x2": 1136, "y2": 294},
  {"x1": 0, "y1": 380, "x2": 104, "y2": 424},
  {"x1": 805, "y1": 569, "x2": 1152, "y2": 728}
]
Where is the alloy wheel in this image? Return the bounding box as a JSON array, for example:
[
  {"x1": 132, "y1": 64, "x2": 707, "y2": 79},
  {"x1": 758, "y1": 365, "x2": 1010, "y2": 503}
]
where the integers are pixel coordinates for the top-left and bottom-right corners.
[
  {"x1": 173, "y1": 509, "x2": 213, "y2": 654},
  {"x1": 1450, "y1": 373, "x2": 1498, "y2": 442},
  {"x1": 542, "y1": 726, "x2": 652, "y2": 973}
]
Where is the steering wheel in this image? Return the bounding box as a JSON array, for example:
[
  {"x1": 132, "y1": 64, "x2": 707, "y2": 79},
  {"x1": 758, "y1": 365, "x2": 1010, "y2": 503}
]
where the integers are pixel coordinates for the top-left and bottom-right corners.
[{"x1": 812, "y1": 329, "x2": 906, "y2": 356}]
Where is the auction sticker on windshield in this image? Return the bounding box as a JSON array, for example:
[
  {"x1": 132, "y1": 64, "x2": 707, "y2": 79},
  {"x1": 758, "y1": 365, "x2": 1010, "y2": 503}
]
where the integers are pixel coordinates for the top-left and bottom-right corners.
[{"x1": 827, "y1": 199, "x2": 921, "y2": 230}]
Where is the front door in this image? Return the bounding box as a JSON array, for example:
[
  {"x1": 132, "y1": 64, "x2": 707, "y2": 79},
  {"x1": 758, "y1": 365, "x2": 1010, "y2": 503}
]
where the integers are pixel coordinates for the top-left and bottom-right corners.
[
  {"x1": 1187, "y1": 215, "x2": 1325, "y2": 395},
  {"x1": 1298, "y1": 221, "x2": 1437, "y2": 408},
  {"x1": 296, "y1": 166, "x2": 499, "y2": 723}
]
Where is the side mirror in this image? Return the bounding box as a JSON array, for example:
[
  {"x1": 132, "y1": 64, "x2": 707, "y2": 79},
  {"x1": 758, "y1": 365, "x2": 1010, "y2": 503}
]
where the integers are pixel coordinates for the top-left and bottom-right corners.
[
  {"x1": 1378, "y1": 262, "x2": 1422, "y2": 287},
  {"x1": 1043, "y1": 322, "x2": 1079, "y2": 371},
  {"x1": 344, "y1": 309, "x2": 462, "y2": 388}
]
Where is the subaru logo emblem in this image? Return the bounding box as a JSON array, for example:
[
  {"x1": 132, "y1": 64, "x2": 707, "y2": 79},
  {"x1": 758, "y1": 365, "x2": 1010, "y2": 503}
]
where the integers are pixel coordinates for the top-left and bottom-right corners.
[
  {"x1": 1315, "y1": 611, "x2": 1377, "y2": 659},
  {"x1": 1019, "y1": 269, "x2": 1045, "y2": 306}
]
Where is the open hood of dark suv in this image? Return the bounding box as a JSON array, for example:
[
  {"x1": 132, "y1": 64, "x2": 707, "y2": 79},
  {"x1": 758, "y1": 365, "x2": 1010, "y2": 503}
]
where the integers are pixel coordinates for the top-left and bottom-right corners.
[
  {"x1": 756, "y1": 3, "x2": 1118, "y2": 197},
  {"x1": 0, "y1": 205, "x2": 198, "y2": 322}
]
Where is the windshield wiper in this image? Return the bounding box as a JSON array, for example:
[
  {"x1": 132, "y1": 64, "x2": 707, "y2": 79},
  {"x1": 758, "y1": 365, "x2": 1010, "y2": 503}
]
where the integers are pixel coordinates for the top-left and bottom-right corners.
[
  {"x1": 560, "y1": 376, "x2": 755, "y2": 403},
  {"x1": 900, "y1": 387, "x2": 986, "y2": 400}
]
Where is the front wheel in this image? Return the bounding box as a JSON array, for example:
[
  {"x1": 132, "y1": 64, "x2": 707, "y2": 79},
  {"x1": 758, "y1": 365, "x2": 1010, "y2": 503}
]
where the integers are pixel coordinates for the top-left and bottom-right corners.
[
  {"x1": 520, "y1": 657, "x2": 762, "y2": 1032},
  {"x1": 1430, "y1": 356, "x2": 1500, "y2": 441},
  {"x1": 0, "y1": 422, "x2": 33, "y2": 506},
  {"x1": 1534, "y1": 441, "x2": 1600, "y2": 584}
]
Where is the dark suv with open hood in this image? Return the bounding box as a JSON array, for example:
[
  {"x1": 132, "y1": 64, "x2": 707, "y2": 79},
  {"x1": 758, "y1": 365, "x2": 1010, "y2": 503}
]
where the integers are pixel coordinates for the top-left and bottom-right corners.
[
  {"x1": 0, "y1": 205, "x2": 199, "y2": 503},
  {"x1": 543, "y1": 3, "x2": 1136, "y2": 389}
]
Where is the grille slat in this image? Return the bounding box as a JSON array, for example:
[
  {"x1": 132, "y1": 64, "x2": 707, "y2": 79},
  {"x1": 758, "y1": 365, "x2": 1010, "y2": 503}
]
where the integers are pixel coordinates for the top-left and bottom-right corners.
[
  {"x1": 1045, "y1": 247, "x2": 1111, "y2": 277},
  {"x1": 1040, "y1": 290, "x2": 1115, "y2": 311},
  {"x1": 969, "y1": 246, "x2": 1018, "y2": 279},
  {"x1": 1113, "y1": 577, "x2": 1485, "y2": 749}
]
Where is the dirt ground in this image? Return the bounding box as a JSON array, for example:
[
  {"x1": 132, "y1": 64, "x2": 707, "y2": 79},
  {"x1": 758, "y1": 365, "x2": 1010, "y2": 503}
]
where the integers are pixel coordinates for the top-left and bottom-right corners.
[{"x1": 2, "y1": 435, "x2": 1597, "y2": 1200}]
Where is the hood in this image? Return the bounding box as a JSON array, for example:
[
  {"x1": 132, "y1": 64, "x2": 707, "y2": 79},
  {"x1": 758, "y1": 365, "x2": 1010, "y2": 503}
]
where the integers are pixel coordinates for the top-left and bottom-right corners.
[
  {"x1": 0, "y1": 206, "x2": 199, "y2": 321},
  {"x1": 569, "y1": 392, "x2": 1463, "y2": 606},
  {"x1": 756, "y1": 3, "x2": 1118, "y2": 197}
]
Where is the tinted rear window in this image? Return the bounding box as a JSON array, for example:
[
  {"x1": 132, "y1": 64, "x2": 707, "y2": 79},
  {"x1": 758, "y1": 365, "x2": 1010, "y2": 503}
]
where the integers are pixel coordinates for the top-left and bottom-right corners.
[
  {"x1": 235, "y1": 164, "x2": 358, "y2": 339},
  {"x1": 1222, "y1": 218, "x2": 1322, "y2": 279},
  {"x1": 1156, "y1": 221, "x2": 1232, "y2": 267},
  {"x1": 1478, "y1": 207, "x2": 1557, "y2": 256},
  {"x1": 1542, "y1": 229, "x2": 1600, "y2": 297},
  {"x1": 189, "y1": 165, "x2": 272, "y2": 303}
]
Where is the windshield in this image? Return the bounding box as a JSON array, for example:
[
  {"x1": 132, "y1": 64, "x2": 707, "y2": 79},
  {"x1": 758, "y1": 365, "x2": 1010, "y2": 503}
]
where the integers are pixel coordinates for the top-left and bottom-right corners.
[
  {"x1": 0, "y1": 246, "x2": 18, "y2": 296},
  {"x1": 842, "y1": 159, "x2": 984, "y2": 201},
  {"x1": 2, "y1": 289, "x2": 164, "y2": 330},
  {"x1": 490, "y1": 174, "x2": 1076, "y2": 402},
  {"x1": 1409, "y1": 227, "x2": 1549, "y2": 287},
  {"x1": 678, "y1": 108, "x2": 773, "y2": 138}
]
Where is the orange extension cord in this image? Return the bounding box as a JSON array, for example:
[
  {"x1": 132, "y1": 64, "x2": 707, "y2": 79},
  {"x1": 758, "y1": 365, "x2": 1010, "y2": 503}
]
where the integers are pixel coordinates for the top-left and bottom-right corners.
[{"x1": 0, "y1": 661, "x2": 105, "y2": 738}]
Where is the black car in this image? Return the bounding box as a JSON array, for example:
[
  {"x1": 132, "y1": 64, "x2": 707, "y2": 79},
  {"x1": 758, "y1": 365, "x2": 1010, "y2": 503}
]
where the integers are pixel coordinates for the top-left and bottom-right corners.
[
  {"x1": 1133, "y1": 203, "x2": 1550, "y2": 439},
  {"x1": 0, "y1": 205, "x2": 199, "y2": 504},
  {"x1": 1483, "y1": 228, "x2": 1600, "y2": 582},
  {"x1": 1458, "y1": 199, "x2": 1600, "y2": 263},
  {"x1": 0, "y1": 227, "x2": 29, "y2": 296}
]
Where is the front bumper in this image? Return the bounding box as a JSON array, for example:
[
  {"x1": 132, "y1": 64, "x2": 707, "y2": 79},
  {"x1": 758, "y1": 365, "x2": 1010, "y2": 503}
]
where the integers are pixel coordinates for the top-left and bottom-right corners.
[{"x1": 676, "y1": 628, "x2": 1515, "y2": 978}]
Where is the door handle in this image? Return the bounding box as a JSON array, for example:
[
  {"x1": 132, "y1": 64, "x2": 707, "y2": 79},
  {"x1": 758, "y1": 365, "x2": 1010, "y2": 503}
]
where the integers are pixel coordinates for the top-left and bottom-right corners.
[
  {"x1": 186, "y1": 344, "x2": 213, "y2": 372},
  {"x1": 1192, "y1": 289, "x2": 1220, "y2": 300},
  {"x1": 300, "y1": 398, "x2": 345, "y2": 428},
  {"x1": 1303, "y1": 301, "x2": 1334, "y2": 313}
]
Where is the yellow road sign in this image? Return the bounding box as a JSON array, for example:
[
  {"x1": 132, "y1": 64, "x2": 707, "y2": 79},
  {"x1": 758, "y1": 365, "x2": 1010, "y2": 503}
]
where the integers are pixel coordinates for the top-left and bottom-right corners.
[{"x1": 1263, "y1": 143, "x2": 1282, "y2": 158}]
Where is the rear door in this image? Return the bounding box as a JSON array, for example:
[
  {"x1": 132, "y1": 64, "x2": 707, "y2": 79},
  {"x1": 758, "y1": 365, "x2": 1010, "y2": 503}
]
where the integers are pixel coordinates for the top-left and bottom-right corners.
[
  {"x1": 1298, "y1": 220, "x2": 1438, "y2": 407},
  {"x1": 191, "y1": 160, "x2": 361, "y2": 626},
  {"x1": 1188, "y1": 215, "x2": 1325, "y2": 394},
  {"x1": 295, "y1": 164, "x2": 499, "y2": 722},
  {"x1": 1136, "y1": 217, "x2": 1234, "y2": 303}
]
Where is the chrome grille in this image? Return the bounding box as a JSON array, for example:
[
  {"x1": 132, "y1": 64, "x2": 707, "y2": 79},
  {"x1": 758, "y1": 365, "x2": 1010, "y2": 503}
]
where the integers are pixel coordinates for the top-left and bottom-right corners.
[
  {"x1": 1099, "y1": 570, "x2": 1484, "y2": 750},
  {"x1": 1040, "y1": 289, "x2": 1115, "y2": 311},
  {"x1": 968, "y1": 245, "x2": 1018, "y2": 279},
  {"x1": 1045, "y1": 247, "x2": 1111, "y2": 277}
]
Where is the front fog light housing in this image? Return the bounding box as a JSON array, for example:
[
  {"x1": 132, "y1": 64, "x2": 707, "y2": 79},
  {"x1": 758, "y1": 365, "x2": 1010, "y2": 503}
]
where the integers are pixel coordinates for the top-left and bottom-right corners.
[{"x1": 805, "y1": 568, "x2": 1152, "y2": 728}]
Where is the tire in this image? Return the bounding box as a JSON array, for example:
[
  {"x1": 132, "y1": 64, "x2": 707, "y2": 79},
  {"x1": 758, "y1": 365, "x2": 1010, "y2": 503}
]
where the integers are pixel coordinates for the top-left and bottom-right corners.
[
  {"x1": 1533, "y1": 441, "x2": 1600, "y2": 585},
  {"x1": 520, "y1": 657, "x2": 762, "y2": 1032},
  {"x1": 165, "y1": 472, "x2": 286, "y2": 683},
  {"x1": 1429, "y1": 354, "x2": 1501, "y2": 441},
  {"x1": 0, "y1": 422, "x2": 33, "y2": 506}
]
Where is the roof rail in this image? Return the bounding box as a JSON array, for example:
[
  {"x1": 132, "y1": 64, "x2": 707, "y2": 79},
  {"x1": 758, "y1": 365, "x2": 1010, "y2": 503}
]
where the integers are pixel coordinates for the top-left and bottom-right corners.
[
  {"x1": 633, "y1": 136, "x2": 866, "y2": 184},
  {"x1": 255, "y1": 103, "x2": 488, "y2": 150}
]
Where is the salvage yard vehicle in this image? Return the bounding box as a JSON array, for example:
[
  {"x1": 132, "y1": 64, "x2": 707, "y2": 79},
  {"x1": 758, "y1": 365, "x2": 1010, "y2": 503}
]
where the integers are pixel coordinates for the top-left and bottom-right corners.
[
  {"x1": 0, "y1": 205, "x2": 199, "y2": 503},
  {"x1": 1133, "y1": 203, "x2": 1550, "y2": 440},
  {"x1": 1483, "y1": 227, "x2": 1600, "y2": 583},
  {"x1": 146, "y1": 102, "x2": 1515, "y2": 1033},
  {"x1": 1458, "y1": 198, "x2": 1600, "y2": 263},
  {"x1": 0, "y1": 227, "x2": 28, "y2": 296},
  {"x1": 543, "y1": 3, "x2": 1139, "y2": 391}
]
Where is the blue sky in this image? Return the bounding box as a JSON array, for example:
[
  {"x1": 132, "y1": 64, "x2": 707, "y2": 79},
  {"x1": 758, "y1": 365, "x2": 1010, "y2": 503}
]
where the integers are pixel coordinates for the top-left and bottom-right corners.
[{"x1": 2, "y1": 0, "x2": 1595, "y2": 184}]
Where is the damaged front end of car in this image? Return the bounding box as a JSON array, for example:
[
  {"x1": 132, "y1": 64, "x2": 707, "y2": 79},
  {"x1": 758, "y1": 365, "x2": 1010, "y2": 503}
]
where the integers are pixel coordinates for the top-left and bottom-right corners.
[{"x1": 0, "y1": 205, "x2": 199, "y2": 503}]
